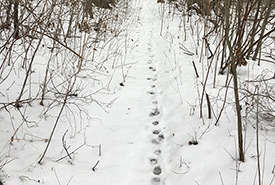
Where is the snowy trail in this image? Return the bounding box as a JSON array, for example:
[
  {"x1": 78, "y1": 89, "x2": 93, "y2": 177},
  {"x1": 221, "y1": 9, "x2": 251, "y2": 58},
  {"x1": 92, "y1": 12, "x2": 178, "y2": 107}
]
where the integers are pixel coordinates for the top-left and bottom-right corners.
[
  {"x1": 123, "y1": 1, "x2": 167, "y2": 184},
  {"x1": 97, "y1": 1, "x2": 171, "y2": 184},
  {"x1": 2, "y1": 0, "x2": 275, "y2": 185},
  {"x1": 2, "y1": 1, "x2": 196, "y2": 184},
  {"x1": 3, "y1": 1, "x2": 174, "y2": 184}
]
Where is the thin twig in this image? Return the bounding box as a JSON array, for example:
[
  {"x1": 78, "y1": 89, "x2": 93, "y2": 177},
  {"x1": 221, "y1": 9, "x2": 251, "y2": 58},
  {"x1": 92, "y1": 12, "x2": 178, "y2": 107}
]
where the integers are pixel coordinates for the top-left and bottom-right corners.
[
  {"x1": 218, "y1": 171, "x2": 225, "y2": 185},
  {"x1": 62, "y1": 130, "x2": 72, "y2": 160},
  {"x1": 56, "y1": 143, "x2": 86, "y2": 162},
  {"x1": 92, "y1": 160, "x2": 100, "y2": 172},
  {"x1": 54, "y1": 170, "x2": 61, "y2": 185}
]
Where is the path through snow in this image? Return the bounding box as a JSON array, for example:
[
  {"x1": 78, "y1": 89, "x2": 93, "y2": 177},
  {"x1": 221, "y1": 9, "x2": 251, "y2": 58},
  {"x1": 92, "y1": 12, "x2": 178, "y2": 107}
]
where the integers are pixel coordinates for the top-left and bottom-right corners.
[
  {"x1": 1, "y1": 0, "x2": 275, "y2": 184},
  {"x1": 1, "y1": 0, "x2": 202, "y2": 184},
  {"x1": 98, "y1": 0, "x2": 173, "y2": 184}
]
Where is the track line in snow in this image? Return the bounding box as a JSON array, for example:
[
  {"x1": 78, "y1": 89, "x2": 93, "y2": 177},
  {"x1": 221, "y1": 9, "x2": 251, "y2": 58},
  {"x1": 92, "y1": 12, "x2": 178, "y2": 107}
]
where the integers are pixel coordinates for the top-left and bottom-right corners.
[{"x1": 145, "y1": 39, "x2": 166, "y2": 185}]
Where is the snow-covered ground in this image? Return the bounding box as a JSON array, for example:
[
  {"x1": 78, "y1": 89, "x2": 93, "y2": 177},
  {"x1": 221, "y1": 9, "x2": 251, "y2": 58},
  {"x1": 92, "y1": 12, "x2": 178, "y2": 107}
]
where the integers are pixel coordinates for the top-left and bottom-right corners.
[{"x1": 1, "y1": 0, "x2": 275, "y2": 185}]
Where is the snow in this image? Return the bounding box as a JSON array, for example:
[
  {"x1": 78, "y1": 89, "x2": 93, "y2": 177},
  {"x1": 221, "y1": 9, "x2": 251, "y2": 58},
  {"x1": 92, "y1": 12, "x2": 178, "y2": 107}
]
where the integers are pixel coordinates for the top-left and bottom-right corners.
[{"x1": 1, "y1": 0, "x2": 275, "y2": 185}]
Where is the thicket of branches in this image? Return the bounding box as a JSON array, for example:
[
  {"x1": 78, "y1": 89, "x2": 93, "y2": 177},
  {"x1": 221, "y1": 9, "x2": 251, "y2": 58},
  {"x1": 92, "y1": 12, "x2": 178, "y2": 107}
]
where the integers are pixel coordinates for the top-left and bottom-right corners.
[
  {"x1": 0, "y1": 0, "x2": 131, "y2": 164},
  {"x1": 161, "y1": 0, "x2": 274, "y2": 163}
]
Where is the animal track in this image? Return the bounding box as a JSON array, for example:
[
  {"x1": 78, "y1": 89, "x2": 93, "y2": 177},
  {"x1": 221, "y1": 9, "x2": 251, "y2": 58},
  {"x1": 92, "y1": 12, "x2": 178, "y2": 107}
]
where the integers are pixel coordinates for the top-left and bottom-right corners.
[
  {"x1": 148, "y1": 91, "x2": 155, "y2": 95},
  {"x1": 152, "y1": 101, "x2": 158, "y2": 104},
  {"x1": 146, "y1": 63, "x2": 164, "y2": 185},
  {"x1": 154, "y1": 149, "x2": 161, "y2": 155},
  {"x1": 158, "y1": 134, "x2": 164, "y2": 141},
  {"x1": 149, "y1": 108, "x2": 160, "y2": 117},
  {"x1": 153, "y1": 166, "x2": 162, "y2": 175},
  {"x1": 152, "y1": 130, "x2": 160, "y2": 134},
  {"x1": 147, "y1": 77, "x2": 157, "y2": 81},
  {"x1": 152, "y1": 139, "x2": 160, "y2": 145},
  {"x1": 150, "y1": 158, "x2": 158, "y2": 164},
  {"x1": 151, "y1": 177, "x2": 161, "y2": 185},
  {"x1": 152, "y1": 121, "x2": 159, "y2": 125}
]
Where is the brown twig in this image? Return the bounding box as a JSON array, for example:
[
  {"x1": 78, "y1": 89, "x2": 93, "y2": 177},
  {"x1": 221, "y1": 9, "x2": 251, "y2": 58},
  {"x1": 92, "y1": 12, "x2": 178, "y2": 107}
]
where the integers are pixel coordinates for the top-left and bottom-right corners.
[{"x1": 92, "y1": 160, "x2": 100, "y2": 172}]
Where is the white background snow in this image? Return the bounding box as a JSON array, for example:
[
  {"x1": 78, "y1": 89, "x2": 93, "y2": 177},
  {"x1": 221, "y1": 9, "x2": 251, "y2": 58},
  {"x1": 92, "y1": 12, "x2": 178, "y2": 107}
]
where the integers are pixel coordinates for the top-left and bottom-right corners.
[{"x1": 0, "y1": 0, "x2": 275, "y2": 185}]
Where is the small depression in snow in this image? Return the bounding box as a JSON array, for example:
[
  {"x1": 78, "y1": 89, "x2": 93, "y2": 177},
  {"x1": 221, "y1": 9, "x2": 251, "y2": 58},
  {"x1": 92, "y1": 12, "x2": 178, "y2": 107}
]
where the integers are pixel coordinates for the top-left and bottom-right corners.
[
  {"x1": 152, "y1": 121, "x2": 159, "y2": 125},
  {"x1": 148, "y1": 91, "x2": 155, "y2": 95},
  {"x1": 152, "y1": 130, "x2": 160, "y2": 134},
  {"x1": 150, "y1": 108, "x2": 160, "y2": 117},
  {"x1": 158, "y1": 134, "x2": 164, "y2": 141},
  {"x1": 150, "y1": 158, "x2": 158, "y2": 164},
  {"x1": 151, "y1": 177, "x2": 161, "y2": 185},
  {"x1": 151, "y1": 139, "x2": 160, "y2": 145},
  {"x1": 153, "y1": 166, "x2": 162, "y2": 175},
  {"x1": 154, "y1": 149, "x2": 161, "y2": 155}
]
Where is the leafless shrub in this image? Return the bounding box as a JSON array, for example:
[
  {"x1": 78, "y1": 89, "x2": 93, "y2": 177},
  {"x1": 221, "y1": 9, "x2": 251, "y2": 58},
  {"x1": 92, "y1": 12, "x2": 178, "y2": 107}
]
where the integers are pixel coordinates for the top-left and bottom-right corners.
[
  {"x1": 0, "y1": 0, "x2": 132, "y2": 165},
  {"x1": 241, "y1": 70, "x2": 275, "y2": 130}
]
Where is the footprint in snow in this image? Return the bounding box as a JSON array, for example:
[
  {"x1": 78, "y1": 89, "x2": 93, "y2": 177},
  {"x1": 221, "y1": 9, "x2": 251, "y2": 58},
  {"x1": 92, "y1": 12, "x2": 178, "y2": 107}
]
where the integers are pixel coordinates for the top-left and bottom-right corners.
[
  {"x1": 152, "y1": 130, "x2": 160, "y2": 134},
  {"x1": 154, "y1": 149, "x2": 161, "y2": 155},
  {"x1": 152, "y1": 139, "x2": 160, "y2": 145},
  {"x1": 151, "y1": 85, "x2": 156, "y2": 88},
  {"x1": 152, "y1": 121, "x2": 159, "y2": 125},
  {"x1": 151, "y1": 177, "x2": 161, "y2": 185},
  {"x1": 150, "y1": 158, "x2": 158, "y2": 164},
  {"x1": 152, "y1": 101, "x2": 158, "y2": 104},
  {"x1": 153, "y1": 166, "x2": 162, "y2": 175},
  {"x1": 148, "y1": 91, "x2": 155, "y2": 95},
  {"x1": 149, "y1": 108, "x2": 160, "y2": 117},
  {"x1": 158, "y1": 134, "x2": 165, "y2": 141},
  {"x1": 147, "y1": 77, "x2": 157, "y2": 81}
]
